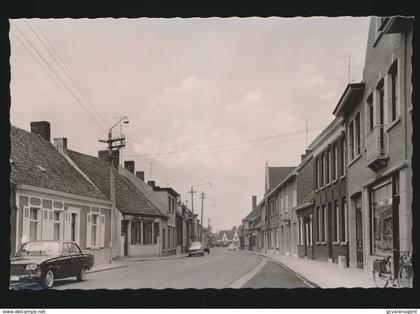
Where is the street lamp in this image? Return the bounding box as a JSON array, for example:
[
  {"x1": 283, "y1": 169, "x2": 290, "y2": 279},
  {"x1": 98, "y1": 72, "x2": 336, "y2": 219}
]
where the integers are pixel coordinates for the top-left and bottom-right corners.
[{"x1": 188, "y1": 182, "x2": 212, "y2": 242}]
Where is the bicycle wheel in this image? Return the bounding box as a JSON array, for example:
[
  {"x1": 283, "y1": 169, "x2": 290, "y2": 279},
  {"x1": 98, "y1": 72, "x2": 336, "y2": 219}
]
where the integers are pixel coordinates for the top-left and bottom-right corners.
[
  {"x1": 373, "y1": 270, "x2": 389, "y2": 288},
  {"x1": 397, "y1": 264, "x2": 413, "y2": 288}
]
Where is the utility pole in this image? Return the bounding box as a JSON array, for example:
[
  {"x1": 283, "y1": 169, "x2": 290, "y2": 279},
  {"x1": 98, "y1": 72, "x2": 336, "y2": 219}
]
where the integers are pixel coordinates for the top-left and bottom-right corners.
[
  {"x1": 99, "y1": 115, "x2": 129, "y2": 261},
  {"x1": 188, "y1": 187, "x2": 196, "y2": 241},
  {"x1": 188, "y1": 182, "x2": 212, "y2": 242},
  {"x1": 200, "y1": 192, "x2": 206, "y2": 241}
]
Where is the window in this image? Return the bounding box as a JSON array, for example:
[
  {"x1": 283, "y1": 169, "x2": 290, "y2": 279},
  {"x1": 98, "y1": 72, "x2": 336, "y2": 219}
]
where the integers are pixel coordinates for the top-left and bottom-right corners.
[
  {"x1": 154, "y1": 222, "x2": 159, "y2": 244},
  {"x1": 143, "y1": 221, "x2": 153, "y2": 244},
  {"x1": 331, "y1": 144, "x2": 337, "y2": 181},
  {"x1": 326, "y1": 149, "x2": 330, "y2": 184},
  {"x1": 355, "y1": 113, "x2": 361, "y2": 155},
  {"x1": 309, "y1": 215, "x2": 313, "y2": 246},
  {"x1": 341, "y1": 198, "x2": 348, "y2": 242},
  {"x1": 29, "y1": 208, "x2": 40, "y2": 241},
  {"x1": 340, "y1": 137, "x2": 346, "y2": 176},
  {"x1": 322, "y1": 205, "x2": 327, "y2": 242},
  {"x1": 378, "y1": 80, "x2": 385, "y2": 126},
  {"x1": 298, "y1": 217, "x2": 302, "y2": 245},
  {"x1": 349, "y1": 121, "x2": 354, "y2": 160},
  {"x1": 53, "y1": 211, "x2": 62, "y2": 240},
  {"x1": 68, "y1": 242, "x2": 81, "y2": 254},
  {"x1": 367, "y1": 94, "x2": 374, "y2": 131},
  {"x1": 371, "y1": 182, "x2": 393, "y2": 256},
  {"x1": 168, "y1": 227, "x2": 172, "y2": 249},
  {"x1": 61, "y1": 243, "x2": 70, "y2": 255},
  {"x1": 334, "y1": 201, "x2": 339, "y2": 242},
  {"x1": 162, "y1": 228, "x2": 166, "y2": 250},
  {"x1": 317, "y1": 207, "x2": 321, "y2": 242},
  {"x1": 91, "y1": 214, "x2": 98, "y2": 247},
  {"x1": 292, "y1": 181, "x2": 297, "y2": 207},
  {"x1": 321, "y1": 154, "x2": 325, "y2": 187},
  {"x1": 315, "y1": 158, "x2": 319, "y2": 189},
  {"x1": 389, "y1": 61, "x2": 399, "y2": 122},
  {"x1": 131, "y1": 221, "x2": 142, "y2": 244}
]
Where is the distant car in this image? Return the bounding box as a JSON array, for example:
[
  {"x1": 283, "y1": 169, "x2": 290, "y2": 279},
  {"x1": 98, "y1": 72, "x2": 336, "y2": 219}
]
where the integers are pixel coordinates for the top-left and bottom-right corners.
[
  {"x1": 10, "y1": 240, "x2": 94, "y2": 289},
  {"x1": 228, "y1": 243, "x2": 236, "y2": 251},
  {"x1": 187, "y1": 241, "x2": 205, "y2": 257}
]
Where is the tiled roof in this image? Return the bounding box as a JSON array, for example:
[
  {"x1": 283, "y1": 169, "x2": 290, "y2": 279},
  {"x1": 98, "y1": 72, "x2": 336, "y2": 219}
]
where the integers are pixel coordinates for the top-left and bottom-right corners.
[
  {"x1": 118, "y1": 167, "x2": 168, "y2": 217},
  {"x1": 10, "y1": 126, "x2": 108, "y2": 201},
  {"x1": 267, "y1": 166, "x2": 295, "y2": 192},
  {"x1": 67, "y1": 150, "x2": 163, "y2": 217}
]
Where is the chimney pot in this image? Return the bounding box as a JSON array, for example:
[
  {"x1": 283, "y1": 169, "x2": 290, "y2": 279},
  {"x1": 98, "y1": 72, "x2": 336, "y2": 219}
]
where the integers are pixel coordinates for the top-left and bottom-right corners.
[
  {"x1": 124, "y1": 160, "x2": 135, "y2": 174},
  {"x1": 252, "y1": 195, "x2": 257, "y2": 209},
  {"x1": 147, "y1": 180, "x2": 155, "y2": 187},
  {"x1": 30, "y1": 121, "x2": 51, "y2": 141},
  {"x1": 136, "y1": 171, "x2": 145, "y2": 181},
  {"x1": 54, "y1": 138, "x2": 68, "y2": 154}
]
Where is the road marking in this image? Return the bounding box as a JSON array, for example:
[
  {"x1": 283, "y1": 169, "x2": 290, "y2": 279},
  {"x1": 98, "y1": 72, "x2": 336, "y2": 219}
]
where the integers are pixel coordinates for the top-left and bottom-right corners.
[{"x1": 228, "y1": 257, "x2": 267, "y2": 288}]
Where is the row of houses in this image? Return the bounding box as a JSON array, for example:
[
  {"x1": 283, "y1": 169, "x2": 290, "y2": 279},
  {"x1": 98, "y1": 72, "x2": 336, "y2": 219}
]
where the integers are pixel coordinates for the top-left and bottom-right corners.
[
  {"x1": 240, "y1": 16, "x2": 413, "y2": 274},
  {"x1": 10, "y1": 121, "x2": 208, "y2": 265}
]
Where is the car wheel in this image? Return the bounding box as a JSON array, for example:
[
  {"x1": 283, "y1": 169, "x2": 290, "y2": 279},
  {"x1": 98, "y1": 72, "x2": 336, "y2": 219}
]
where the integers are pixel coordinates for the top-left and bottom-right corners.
[
  {"x1": 39, "y1": 269, "x2": 54, "y2": 289},
  {"x1": 77, "y1": 266, "x2": 87, "y2": 282}
]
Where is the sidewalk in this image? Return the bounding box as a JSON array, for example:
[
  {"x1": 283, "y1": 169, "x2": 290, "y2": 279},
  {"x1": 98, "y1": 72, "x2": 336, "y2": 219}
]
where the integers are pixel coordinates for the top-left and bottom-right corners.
[
  {"x1": 248, "y1": 251, "x2": 375, "y2": 288},
  {"x1": 88, "y1": 253, "x2": 188, "y2": 274}
]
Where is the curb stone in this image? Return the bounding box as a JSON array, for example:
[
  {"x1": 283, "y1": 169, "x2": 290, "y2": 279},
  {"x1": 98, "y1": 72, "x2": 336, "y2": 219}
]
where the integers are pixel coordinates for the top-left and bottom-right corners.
[{"x1": 245, "y1": 250, "x2": 321, "y2": 288}]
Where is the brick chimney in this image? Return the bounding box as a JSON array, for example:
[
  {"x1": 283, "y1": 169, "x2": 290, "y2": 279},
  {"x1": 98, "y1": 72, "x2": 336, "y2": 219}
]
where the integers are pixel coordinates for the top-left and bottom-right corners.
[
  {"x1": 147, "y1": 180, "x2": 155, "y2": 187},
  {"x1": 54, "y1": 138, "x2": 68, "y2": 154},
  {"x1": 252, "y1": 195, "x2": 257, "y2": 209},
  {"x1": 136, "y1": 171, "x2": 145, "y2": 181},
  {"x1": 98, "y1": 150, "x2": 119, "y2": 169},
  {"x1": 124, "y1": 160, "x2": 135, "y2": 174},
  {"x1": 30, "y1": 121, "x2": 50, "y2": 141}
]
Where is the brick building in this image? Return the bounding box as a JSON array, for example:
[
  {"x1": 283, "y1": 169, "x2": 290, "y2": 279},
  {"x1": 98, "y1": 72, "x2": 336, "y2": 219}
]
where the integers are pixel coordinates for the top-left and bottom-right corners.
[
  {"x1": 308, "y1": 117, "x2": 349, "y2": 265},
  {"x1": 333, "y1": 17, "x2": 413, "y2": 272}
]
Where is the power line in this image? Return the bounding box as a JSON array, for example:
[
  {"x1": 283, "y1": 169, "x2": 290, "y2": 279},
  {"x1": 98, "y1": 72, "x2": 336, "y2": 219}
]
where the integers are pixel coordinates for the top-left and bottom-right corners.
[
  {"x1": 124, "y1": 129, "x2": 322, "y2": 159},
  {"x1": 123, "y1": 125, "x2": 326, "y2": 158},
  {"x1": 25, "y1": 21, "x2": 109, "y2": 129},
  {"x1": 11, "y1": 23, "x2": 106, "y2": 134}
]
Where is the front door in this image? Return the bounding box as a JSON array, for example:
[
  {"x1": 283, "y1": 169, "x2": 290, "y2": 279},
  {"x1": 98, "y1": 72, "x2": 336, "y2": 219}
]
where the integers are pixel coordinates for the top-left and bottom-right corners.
[
  {"x1": 122, "y1": 221, "x2": 128, "y2": 257},
  {"x1": 356, "y1": 206, "x2": 364, "y2": 269}
]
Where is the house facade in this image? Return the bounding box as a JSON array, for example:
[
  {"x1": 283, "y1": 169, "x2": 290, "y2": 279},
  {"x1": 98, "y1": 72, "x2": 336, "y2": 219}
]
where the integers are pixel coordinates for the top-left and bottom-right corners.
[
  {"x1": 10, "y1": 123, "x2": 113, "y2": 265},
  {"x1": 333, "y1": 17, "x2": 413, "y2": 272},
  {"x1": 66, "y1": 150, "x2": 167, "y2": 259},
  {"x1": 307, "y1": 117, "x2": 349, "y2": 265},
  {"x1": 151, "y1": 183, "x2": 179, "y2": 256}
]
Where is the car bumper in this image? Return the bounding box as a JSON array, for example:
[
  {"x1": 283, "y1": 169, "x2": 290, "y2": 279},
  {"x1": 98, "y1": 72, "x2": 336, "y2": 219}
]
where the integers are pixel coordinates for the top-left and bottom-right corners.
[
  {"x1": 9, "y1": 273, "x2": 42, "y2": 290},
  {"x1": 188, "y1": 251, "x2": 204, "y2": 256}
]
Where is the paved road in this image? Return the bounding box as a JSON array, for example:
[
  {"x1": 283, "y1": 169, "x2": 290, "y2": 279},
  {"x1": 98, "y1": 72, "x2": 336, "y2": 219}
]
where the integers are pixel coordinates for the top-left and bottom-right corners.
[{"x1": 16, "y1": 248, "x2": 310, "y2": 289}]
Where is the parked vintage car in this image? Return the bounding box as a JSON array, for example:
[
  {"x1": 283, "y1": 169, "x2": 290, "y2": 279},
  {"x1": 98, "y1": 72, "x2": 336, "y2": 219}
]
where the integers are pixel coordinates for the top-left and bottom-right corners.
[
  {"x1": 10, "y1": 240, "x2": 94, "y2": 289},
  {"x1": 228, "y1": 243, "x2": 236, "y2": 251},
  {"x1": 187, "y1": 241, "x2": 205, "y2": 257}
]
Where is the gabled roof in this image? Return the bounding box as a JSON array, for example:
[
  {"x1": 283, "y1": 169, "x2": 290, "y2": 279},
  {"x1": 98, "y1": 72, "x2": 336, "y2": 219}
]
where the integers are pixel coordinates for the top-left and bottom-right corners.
[
  {"x1": 118, "y1": 167, "x2": 168, "y2": 217},
  {"x1": 67, "y1": 150, "x2": 164, "y2": 217},
  {"x1": 266, "y1": 166, "x2": 295, "y2": 194},
  {"x1": 10, "y1": 126, "x2": 108, "y2": 201},
  {"x1": 225, "y1": 226, "x2": 237, "y2": 240}
]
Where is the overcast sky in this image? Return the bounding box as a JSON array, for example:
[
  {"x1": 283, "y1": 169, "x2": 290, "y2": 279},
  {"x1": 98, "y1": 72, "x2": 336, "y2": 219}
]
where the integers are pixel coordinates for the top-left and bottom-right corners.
[{"x1": 10, "y1": 17, "x2": 369, "y2": 231}]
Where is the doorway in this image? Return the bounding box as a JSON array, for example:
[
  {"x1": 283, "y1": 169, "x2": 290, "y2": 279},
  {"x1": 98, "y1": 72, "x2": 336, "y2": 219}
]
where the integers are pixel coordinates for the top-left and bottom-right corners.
[
  {"x1": 122, "y1": 220, "x2": 129, "y2": 257},
  {"x1": 355, "y1": 196, "x2": 364, "y2": 269}
]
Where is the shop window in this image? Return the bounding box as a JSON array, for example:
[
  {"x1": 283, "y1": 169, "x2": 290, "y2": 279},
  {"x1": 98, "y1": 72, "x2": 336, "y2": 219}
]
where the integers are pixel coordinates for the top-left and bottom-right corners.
[
  {"x1": 143, "y1": 221, "x2": 153, "y2": 244},
  {"x1": 371, "y1": 182, "x2": 393, "y2": 256},
  {"x1": 131, "y1": 221, "x2": 142, "y2": 244}
]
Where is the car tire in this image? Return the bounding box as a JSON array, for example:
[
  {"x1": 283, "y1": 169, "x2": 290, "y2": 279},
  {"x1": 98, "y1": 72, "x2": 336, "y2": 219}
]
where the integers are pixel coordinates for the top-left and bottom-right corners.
[
  {"x1": 39, "y1": 269, "x2": 54, "y2": 289},
  {"x1": 77, "y1": 266, "x2": 88, "y2": 282}
]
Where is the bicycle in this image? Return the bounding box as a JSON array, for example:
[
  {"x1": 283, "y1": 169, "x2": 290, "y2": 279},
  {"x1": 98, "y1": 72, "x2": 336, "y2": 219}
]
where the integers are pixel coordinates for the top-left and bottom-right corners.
[{"x1": 372, "y1": 249, "x2": 413, "y2": 288}]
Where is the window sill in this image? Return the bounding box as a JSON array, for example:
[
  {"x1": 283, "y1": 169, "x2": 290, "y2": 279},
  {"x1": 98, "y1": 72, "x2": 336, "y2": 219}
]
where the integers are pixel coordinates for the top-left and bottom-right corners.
[
  {"x1": 347, "y1": 153, "x2": 362, "y2": 167},
  {"x1": 386, "y1": 117, "x2": 401, "y2": 132},
  {"x1": 340, "y1": 241, "x2": 348, "y2": 245}
]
